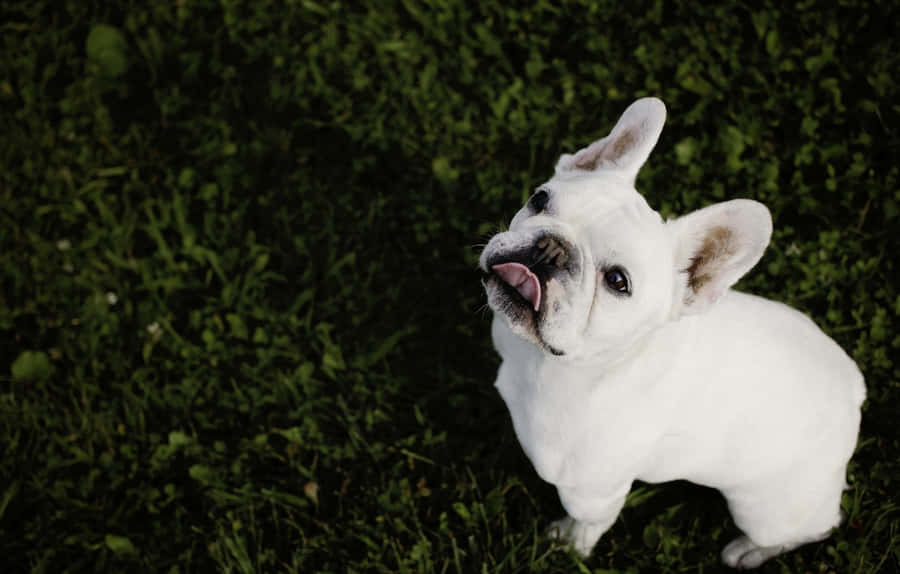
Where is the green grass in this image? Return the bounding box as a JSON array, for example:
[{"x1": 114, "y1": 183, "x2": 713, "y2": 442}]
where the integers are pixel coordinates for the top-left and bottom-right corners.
[{"x1": 2, "y1": 1, "x2": 898, "y2": 572}]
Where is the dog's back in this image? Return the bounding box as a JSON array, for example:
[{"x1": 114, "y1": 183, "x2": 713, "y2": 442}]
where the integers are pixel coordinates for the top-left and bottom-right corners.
[{"x1": 653, "y1": 289, "x2": 864, "y2": 486}]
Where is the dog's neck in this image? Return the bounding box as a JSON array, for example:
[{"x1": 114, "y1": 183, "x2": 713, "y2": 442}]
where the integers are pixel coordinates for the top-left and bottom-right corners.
[{"x1": 492, "y1": 311, "x2": 694, "y2": 390}]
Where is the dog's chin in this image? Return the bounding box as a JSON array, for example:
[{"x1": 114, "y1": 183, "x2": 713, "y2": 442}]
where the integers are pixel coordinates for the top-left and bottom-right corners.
[{"x1": 484, "y1": 276, "x2": 566, "y2": 356}]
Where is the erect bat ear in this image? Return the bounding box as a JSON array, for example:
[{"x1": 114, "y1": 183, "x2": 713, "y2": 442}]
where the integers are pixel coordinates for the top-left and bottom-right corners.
[
  {"x1": 555, "y1": 97, "x2": 666, "y2": 184},
  {"x1": 668, "y1": 199, "x2": 773, "y2": 315}
]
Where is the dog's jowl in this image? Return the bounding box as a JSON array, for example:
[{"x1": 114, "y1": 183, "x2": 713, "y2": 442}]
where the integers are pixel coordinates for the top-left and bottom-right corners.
[{"x1": 480, "y1": 98, "x2": 865, "y2": 569}]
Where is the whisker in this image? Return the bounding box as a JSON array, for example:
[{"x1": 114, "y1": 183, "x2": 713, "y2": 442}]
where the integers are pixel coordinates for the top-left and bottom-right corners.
[{"x1": 474, "y1": 302, "x2": 491, "y2": 317}]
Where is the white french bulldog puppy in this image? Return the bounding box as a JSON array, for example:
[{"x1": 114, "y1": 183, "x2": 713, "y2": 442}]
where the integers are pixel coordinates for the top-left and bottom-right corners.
[{"x1": 479, "y1": 97, "x2": 865, "y2": 569}]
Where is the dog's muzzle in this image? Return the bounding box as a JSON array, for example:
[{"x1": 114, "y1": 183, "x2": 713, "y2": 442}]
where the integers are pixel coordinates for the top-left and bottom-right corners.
[{"x1": 484, "y1": 235, "x2": 576, "y2": 312}]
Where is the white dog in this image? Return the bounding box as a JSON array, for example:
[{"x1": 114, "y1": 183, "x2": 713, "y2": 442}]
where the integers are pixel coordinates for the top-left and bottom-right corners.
[{"x1": 479, "y1": 98, "x2": 865, "y2": 569}]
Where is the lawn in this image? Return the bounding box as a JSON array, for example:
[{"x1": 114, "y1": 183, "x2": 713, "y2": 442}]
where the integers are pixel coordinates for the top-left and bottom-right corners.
[{"x1": 2, "y1": 1, "x2": 898, "y2": 572}]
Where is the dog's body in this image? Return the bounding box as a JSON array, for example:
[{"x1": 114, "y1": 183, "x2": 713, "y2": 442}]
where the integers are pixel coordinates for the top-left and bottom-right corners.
[{"x1": 480, "y1": 98, "x2": 864, "y2": 568}]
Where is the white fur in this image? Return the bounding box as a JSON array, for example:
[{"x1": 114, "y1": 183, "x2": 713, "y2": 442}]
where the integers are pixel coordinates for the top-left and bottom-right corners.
[{"x1": 481, "y1": 98, "x2": 865, "y2": 568}]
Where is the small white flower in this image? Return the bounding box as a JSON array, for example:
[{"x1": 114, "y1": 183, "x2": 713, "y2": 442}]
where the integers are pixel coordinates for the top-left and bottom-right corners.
[
  {"x1": 146, "y1": 322, "x2": 161, "y2": 337},
  {"x1": 785, "y1": 243, "x2": 801, "y2": 257},
  {"x1": 106, "y1": 292, "x2": 118, "y2": 306},
  {"x1": 56, "y1": 239, "x2": 71, "y2": 251}
]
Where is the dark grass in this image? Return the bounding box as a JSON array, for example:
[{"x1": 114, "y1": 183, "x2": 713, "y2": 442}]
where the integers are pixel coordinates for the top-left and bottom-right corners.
[{"x1": 2, "y1": 1, "x2": 899, "y2": 572}]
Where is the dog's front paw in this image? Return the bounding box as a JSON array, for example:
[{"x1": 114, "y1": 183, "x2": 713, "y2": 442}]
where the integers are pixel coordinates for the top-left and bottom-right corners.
[
  {"x1": 545, "y1": 516, "x2": 602, "y2": 557},
  {"x1": 545, "y1": 516, "x2": 575, "y2": 539}
]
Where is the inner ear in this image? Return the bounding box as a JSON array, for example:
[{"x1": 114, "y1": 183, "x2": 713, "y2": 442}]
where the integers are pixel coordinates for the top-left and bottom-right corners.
[
  {"x1": 684, "y1": 225, "x2": 737, "y2": 294},
  {"x1": 573, "y1": 127, "x2": 638, "y2": 171}
]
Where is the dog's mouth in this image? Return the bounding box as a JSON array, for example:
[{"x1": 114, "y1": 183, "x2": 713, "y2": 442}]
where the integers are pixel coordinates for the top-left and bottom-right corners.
[
  {"x1": 493, "y1": 262, "x2": 542, "y2": 310},
  {"x1": 484, "y1": 235, "x2": 575, "y2": 314}
]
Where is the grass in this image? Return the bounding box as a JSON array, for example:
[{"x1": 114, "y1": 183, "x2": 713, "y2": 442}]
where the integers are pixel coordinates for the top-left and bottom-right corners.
[{"x1": 1, "y1": 0, "x2": 898, "y2": 572}]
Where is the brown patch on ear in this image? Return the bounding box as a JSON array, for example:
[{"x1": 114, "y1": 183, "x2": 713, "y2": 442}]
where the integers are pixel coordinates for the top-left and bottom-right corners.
[
  {"x1": 685, "y1": 226, "x2": 736, "y2": 292},
  {"x1": 574, "y1": 128, "x2": 638, "y2": 171},
  {"x1": 574, "y1": 150, "x2": 601, "y2": 171},
  {"x1": 610, "y1": 128, "x2": 637, "y2": 161}
]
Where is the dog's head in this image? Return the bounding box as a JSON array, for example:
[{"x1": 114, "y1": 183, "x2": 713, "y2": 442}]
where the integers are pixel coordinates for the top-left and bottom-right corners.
[{"x1": 480, "y1": 98, "x2": 772, "y2": 359}]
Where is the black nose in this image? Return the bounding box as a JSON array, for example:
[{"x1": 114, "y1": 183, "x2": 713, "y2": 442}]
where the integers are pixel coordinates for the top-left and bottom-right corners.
[{"x1": 535, "y1": 236, "x2": 569, "y2": 268}]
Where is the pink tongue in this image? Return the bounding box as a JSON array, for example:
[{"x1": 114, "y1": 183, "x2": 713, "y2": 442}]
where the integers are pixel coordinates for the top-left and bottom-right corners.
[{"x1": 492, "y1": 262, "x2": 542, "y2": 311}]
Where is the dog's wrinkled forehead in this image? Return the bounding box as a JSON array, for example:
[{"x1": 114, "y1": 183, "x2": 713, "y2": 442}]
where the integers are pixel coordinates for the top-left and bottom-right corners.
[{"x1": 537, "y1": 171, "x2": 661, "y2": 229}]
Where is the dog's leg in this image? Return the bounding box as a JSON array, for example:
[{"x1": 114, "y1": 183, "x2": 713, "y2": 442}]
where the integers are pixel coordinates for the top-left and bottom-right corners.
[
  {"x1": 721, "y1": 466, "x2": 845, "y2": 568},
  {"x1": 548, "y1": 482, "x2": 631, "y2": 557}
]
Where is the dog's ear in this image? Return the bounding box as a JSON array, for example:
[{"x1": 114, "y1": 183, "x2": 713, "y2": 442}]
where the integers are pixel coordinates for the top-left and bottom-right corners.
[
  {"x1": 555, "y1": 97, "x2": 666, "y2": 183},
  {"x1": 669, "y1": 199, "x2": 772, "y2": 315}
]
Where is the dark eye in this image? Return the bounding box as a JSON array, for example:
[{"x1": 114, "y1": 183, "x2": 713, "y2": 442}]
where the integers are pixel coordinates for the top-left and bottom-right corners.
[
  {"x1": 530, "y1": 189, "x2": 550, "y2": 213},
  {"x1": 604, "y1": 267, "x2": 630, "y2": 295}
]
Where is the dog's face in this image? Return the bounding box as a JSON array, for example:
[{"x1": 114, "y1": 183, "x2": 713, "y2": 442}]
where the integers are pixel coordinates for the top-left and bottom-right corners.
[{"x1": 480, "y1": 98, "x2": 773, "y2": 359}]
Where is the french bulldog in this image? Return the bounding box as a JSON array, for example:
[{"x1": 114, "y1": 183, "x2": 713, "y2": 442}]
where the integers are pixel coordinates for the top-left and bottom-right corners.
[{"x1": 479, "y1": 98, "x2": 865, "y2": 569}]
